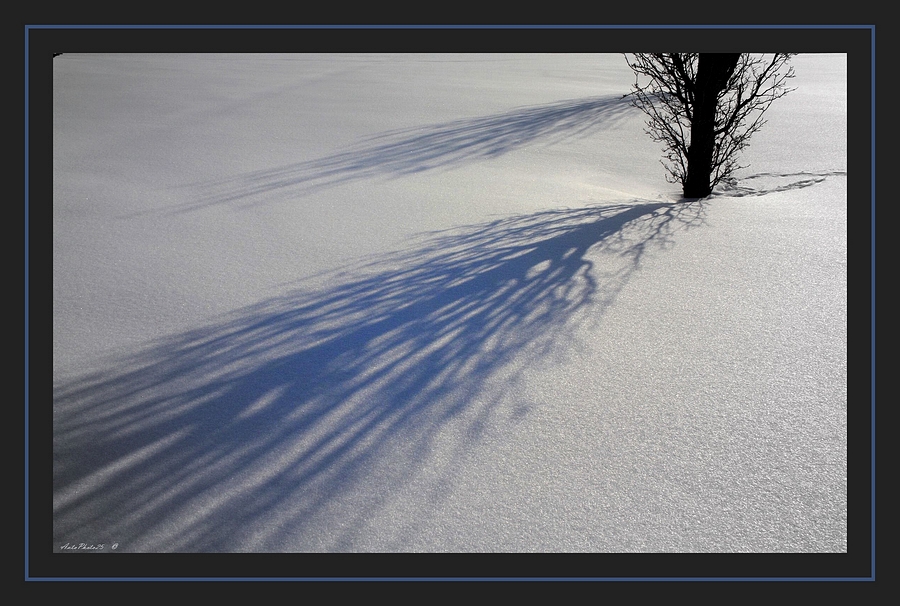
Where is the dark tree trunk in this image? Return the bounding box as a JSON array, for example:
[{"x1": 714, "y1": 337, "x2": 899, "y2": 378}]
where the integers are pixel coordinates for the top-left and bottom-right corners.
[{"x1": 683, "y1": 53, "x2": 740, "y2": 198}]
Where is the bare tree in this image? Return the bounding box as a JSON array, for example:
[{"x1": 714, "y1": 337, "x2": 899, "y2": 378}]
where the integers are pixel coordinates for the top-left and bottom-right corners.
[{"x1": 626, "y1": 53, "x2": 796, "y2": 198}]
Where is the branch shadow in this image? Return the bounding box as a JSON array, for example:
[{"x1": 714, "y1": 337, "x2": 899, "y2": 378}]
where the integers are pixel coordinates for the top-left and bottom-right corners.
[
  {"x1": 174, "y1": 94, "x2": 635, "y2": 213},
  {"x1": 53, "y1": 199, "x2": 707, "y2": 552},
  {"x1": 716, "y1": 170, "x2": 847, "y2": 198}
]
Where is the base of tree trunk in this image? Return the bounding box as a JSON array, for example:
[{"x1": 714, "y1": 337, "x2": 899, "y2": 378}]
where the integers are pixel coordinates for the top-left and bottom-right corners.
[
  {"x1": 682, "y1": 179, "x2": 713, "y2": 198},
  {"x1": 683, "y1": 186, "x2": 712, "y2": 198}
]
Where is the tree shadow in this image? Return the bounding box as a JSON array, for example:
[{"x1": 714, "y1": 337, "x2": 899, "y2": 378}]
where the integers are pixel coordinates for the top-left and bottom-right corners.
[
  {"x1": 53, "y1": 199, "x2": 707, "y2": 552},
  {"x1": 175, "y1": 94, "x2": 635, "y2": 213}
]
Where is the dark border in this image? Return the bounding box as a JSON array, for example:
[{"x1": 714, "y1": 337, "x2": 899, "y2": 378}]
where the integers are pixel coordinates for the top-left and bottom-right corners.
[{"x1": 27, "y1": 25, "x2": 874, "y2": 581}]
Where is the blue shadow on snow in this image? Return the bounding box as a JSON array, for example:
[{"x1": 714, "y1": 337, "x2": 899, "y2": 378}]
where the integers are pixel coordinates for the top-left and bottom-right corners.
[{"x1": 53, "y1": 199, "x2": 707, "y2": 552}]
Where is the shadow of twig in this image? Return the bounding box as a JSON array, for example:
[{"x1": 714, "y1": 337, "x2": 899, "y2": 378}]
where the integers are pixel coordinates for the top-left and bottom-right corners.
[
  {"x1": 717, "y1": 170, "x2": 847, "y2": 198},
  {"x1": 53, "y1": 199, "x2": 706, "y2": 552}
]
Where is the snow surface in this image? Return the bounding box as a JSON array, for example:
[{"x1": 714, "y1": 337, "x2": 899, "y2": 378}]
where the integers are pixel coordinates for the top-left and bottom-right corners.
[{"x1": 52, "y1": 53, "x2": 847, "y2": 553}]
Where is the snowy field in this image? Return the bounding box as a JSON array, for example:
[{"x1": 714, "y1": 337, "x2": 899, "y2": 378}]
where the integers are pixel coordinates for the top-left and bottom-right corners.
[{"x1": 52, "y1": 53, "x2": 847, "y2": 554}]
